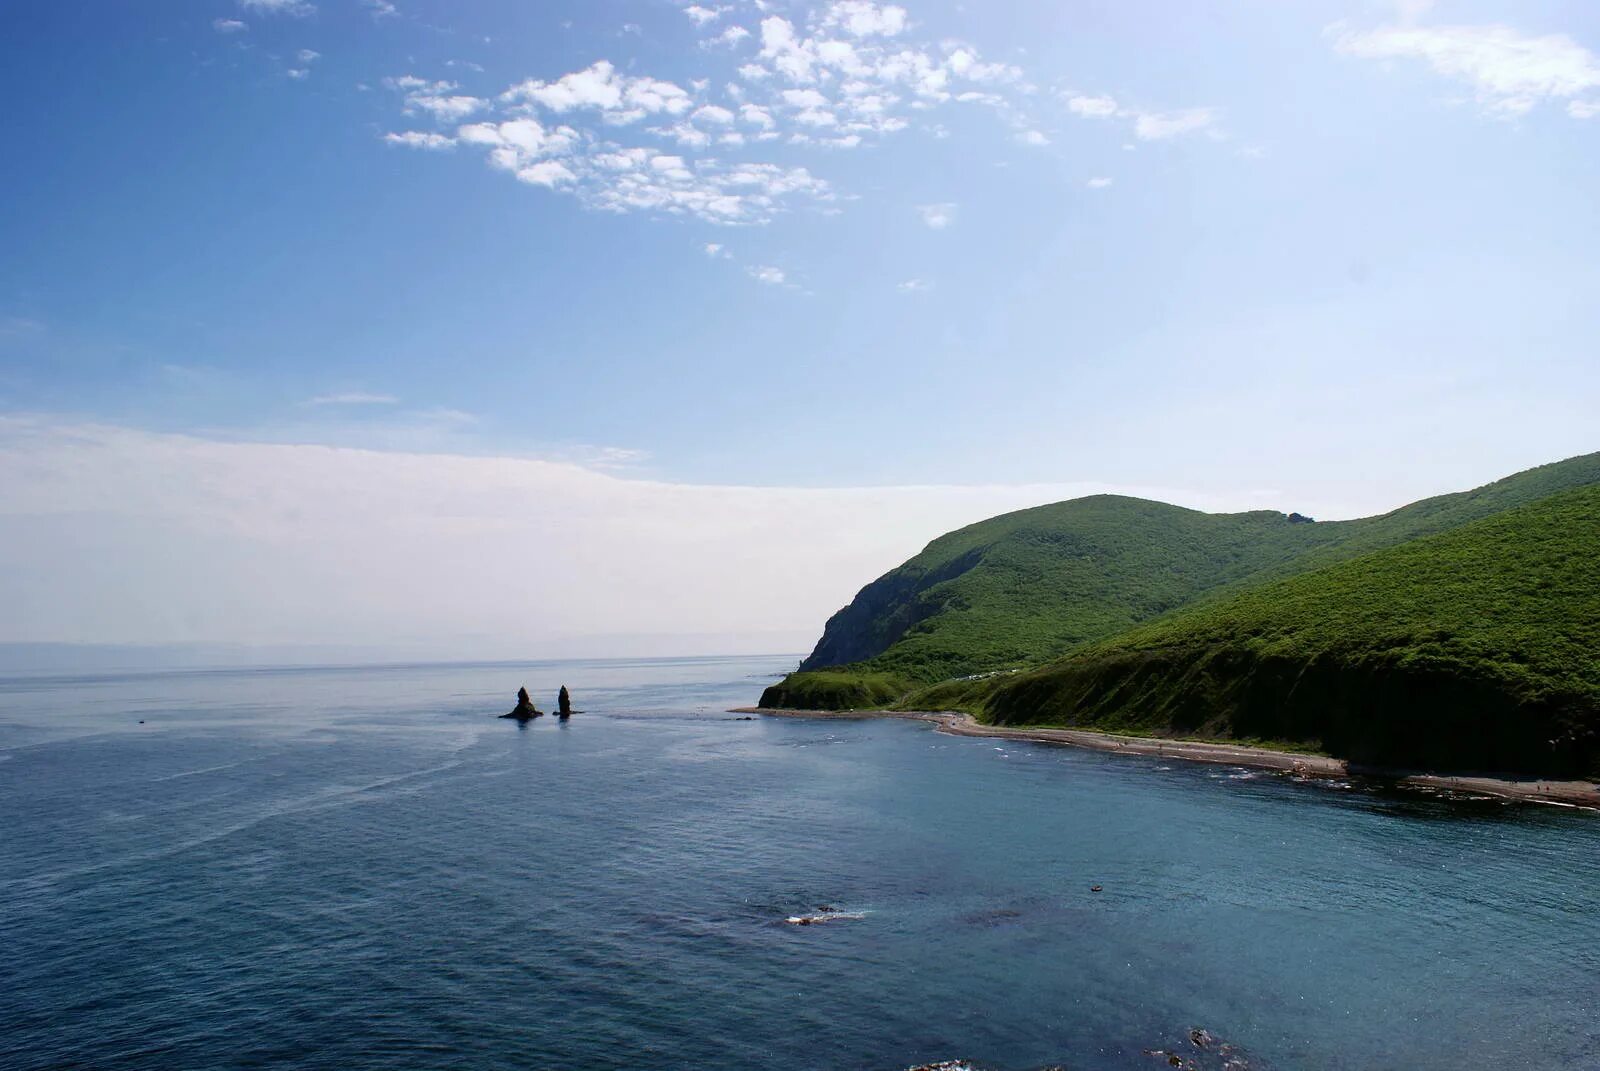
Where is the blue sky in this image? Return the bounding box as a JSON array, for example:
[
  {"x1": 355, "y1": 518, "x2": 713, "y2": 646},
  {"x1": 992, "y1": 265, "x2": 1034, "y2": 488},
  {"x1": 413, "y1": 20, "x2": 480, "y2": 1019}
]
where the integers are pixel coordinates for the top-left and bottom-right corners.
[{"x1": 1, "y1": 0, "x2": 1598, "y2": 653}]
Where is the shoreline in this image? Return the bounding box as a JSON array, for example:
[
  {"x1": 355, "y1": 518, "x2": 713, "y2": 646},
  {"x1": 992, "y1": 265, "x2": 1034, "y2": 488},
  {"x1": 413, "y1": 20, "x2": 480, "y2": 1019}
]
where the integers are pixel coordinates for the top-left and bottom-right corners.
[{"x1": 730, "y1": 707, "x2": 1600, "y2": 811}]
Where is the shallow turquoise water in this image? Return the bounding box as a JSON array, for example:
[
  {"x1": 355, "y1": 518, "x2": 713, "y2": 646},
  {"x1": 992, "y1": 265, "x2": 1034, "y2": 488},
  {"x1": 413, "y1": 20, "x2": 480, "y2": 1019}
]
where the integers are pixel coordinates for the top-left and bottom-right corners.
[{"x1": 2, "y1": 655, "x2": 1597, "y2": 1070}]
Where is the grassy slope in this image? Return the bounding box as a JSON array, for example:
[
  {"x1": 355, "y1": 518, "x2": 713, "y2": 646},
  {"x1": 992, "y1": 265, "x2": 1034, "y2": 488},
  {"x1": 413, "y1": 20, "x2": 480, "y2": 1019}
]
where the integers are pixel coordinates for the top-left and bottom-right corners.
[
  {"x1": 801, "y1": 497, "x2": 1332, "y2": 677},
  {"x1": 763, "y1": 452, "x2": 1600, "y2": 710},
  {"x1": 976, "y1": 485, "x2": 1600, "y2": 777}
]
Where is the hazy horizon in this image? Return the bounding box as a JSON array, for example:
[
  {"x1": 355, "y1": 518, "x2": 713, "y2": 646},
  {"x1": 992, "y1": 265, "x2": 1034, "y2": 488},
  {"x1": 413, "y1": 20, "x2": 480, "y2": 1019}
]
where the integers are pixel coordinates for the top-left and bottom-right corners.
[{"x1": 4, "y1": 0, "x2": 1598, "y2": 652}]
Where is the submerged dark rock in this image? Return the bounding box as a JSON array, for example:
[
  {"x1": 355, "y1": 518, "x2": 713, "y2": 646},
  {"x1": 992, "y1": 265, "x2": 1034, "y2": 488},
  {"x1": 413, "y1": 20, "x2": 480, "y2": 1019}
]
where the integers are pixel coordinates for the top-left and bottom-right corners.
[
  {"x1": 1143, "y1": 1025, "x2": 1265, "y2": 1070},
  {"x1": 500, "y1": 686, "x2": 543, "y2": 720}
]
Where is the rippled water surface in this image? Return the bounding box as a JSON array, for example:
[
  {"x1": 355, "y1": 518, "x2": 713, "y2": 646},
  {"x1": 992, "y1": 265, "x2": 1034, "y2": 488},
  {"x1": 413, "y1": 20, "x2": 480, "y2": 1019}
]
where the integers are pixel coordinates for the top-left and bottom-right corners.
[{"x1": 3, "y1": 655, "x2": 1599, "y2": 1070}]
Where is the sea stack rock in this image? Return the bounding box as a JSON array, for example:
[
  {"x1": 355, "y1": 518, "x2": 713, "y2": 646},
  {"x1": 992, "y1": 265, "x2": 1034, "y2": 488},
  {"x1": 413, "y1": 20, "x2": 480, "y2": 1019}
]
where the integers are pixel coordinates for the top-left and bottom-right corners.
[
  {"x1": 500, "y1": 686, "x2": 543, "y2": 720},
  {"x1": 557, "y1": 685, "x2": 573, "y2": 719}
]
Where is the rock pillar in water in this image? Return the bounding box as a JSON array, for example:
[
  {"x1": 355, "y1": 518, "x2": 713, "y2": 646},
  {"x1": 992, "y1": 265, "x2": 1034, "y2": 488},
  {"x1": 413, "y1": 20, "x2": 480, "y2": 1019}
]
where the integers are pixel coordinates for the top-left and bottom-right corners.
[
  {"x1": 500, "y1": 686, "x2": 543, "y2": 720},
  {"x1": 557, "y1": 685, "x2": 573, "y2": 719}
]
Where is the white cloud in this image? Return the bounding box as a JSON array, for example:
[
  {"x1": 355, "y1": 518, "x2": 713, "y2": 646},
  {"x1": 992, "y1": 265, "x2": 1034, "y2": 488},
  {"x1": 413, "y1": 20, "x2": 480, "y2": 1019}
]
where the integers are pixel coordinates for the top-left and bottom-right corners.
[
  {"x1": 705, "y1": 25, "x2": 751, "y2": 49},
  {"x1": 656, "y1": 121, "x2": 711, "y2": 148},
  {"x1": 739, "y1": 103, "x2": 776, "y2": 128},
  {"x1": 1066, "y1": 92, "x2": 1223, "y2": 143},
  {"x1": 408, "y1": 94, "x2": 487, "y2": 121},
  {"x1": 213, "y1": 18, "x2": 248, "y2": 33},
  {"x1": 297, "y1": 49, "x2": 321, "y2": 63},
  {"x1": 1133, "y1": 107, "x2": 1218, "y2": 139},
  {"x1": 384, "y1": 131, "x2": 456, "y2": 150},
  {"x1": 684, "y1": 5, "x2": 723, "y2": 27},
  {"x1": 1570, "y1": 99, "x2": 1600, "y2": 118},
  {"x1": 0, "y1": 417, "x2": 1195, "y2": 654},
  {"x1": 364, "y1": 0, "x2": 399, "y2": 18},
  {"x1": 286, "y1": 68, "x2": 310, "y2": 80},
  {"x1": 459, "y1": 117, "x2": 576, "y2": 158},
  {"x1": 457, "y1": 122, "x2": 833, "y2": 223},
  {"x1": 516, "y1": 160, "x2": 577, "y2": 187},
  {"x1": 944, "y1": 48, "x2": 1022, "y2": 84},
  {"x1": 693, "y1": 104, "x2": 736, "y2": 125},
  {"x1": 238, "y1": 0, "x2": 314, "y2": 15},
  {"x1": 303, "y1": 392, "x2": 400, "y2": 407},
  {"x1": 703, "y1": 242, "x2": 725, "y2": 257},
  {"x1": 387, "y1": 75, "x2": 455, "y2": 93},
  {"x1": 383, "y1": 16, "x2": 1044, "y2": 228},
  {"x1": 820, "y1": 1, "x2": 909, "y2": 38},
  {"x1": 1016, "y1": 129, "x2": 1049, "y2": 146},
  {"x1": 1086, "y1": 176, "x2": 1113, "y2": 189},
  {"x1": 1331, "y1": 20, "x2": 1600, "y2": 117},
  {"x1": 759, "y1": 17, "x2": 814, "y2": 82},
  {"x1": 897, "y1": 278, "x2": 931, "y2": 293},
  {"x1": 502, "y1": 61, "x2": 693, "y2": 123},
  {"x1": 782, "y1": 88, "x2": 829, "y2": 109},
  {"x1": 918, "y1": 202, "x2": 956, "y2": 229},
  {"x1": 1066, "y1": 93, "x2": 1118, "y2": 118},
  {"x1": 748, "y1": 265, "x2": 787, "y2": 285}
]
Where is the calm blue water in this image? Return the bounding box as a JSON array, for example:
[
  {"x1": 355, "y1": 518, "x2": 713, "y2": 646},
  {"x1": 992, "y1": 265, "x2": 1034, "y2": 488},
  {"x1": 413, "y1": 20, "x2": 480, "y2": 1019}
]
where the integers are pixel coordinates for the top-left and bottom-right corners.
[{"x1": 3, "y1": 655, "x2": 1598, "y2": 1071}]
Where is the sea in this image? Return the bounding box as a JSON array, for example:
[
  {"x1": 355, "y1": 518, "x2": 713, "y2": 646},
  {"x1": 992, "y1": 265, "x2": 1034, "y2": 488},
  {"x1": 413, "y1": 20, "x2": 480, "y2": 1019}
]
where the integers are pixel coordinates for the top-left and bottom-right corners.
[{"x1": 2, "y1": 654, "x2": 1598, "y2": 1070}]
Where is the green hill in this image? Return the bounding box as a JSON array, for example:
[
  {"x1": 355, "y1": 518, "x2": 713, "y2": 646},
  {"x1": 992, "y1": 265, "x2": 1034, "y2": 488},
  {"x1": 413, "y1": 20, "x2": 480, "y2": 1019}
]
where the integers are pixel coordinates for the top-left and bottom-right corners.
[
  {"x1": 762, "y1": 452, "x2": 1600, "y2": 711},
  {"x1": 974, "y1": 485, "x2": 1600, "y2": 777}
]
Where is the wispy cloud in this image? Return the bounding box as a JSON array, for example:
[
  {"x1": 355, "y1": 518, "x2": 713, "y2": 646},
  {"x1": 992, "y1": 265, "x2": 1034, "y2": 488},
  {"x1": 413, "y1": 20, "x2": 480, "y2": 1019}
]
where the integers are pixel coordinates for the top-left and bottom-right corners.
[
  {"x1": 748, "y1": 265, "x2": 787, "y2": 285},
  {"x1": 238, "y1": 0, "x2": 315, "y2": 16},
  {"x1": 0, "y1": 316, "x2": 46, "y2": 337},
  {"x1": 897, "y1": 278, "x2": 931, "y2": 293},
  {"x1": 1132, "y1": 107, "x2": 1218, "y2": 140},
  {"x1": 302, "y1": 392, "x2": 400, "y2": 407},
  {"x1": 213, "y1": 18, "x2": 248, "y2": 34},
  {"x1": 564, "y1": 444, "x2": 651, "y2": 470},
  {"x1": 384, "y1": 130, "x2": 455, "y2": 150},
  {"x1": 1086, "y1": 176, "x2": 1113, "y2": 188},
  {"x1": 917, "y1": 202, "x2": 956, "y2": 229},
  {"x1": 1061, "y1": 92, "x2": 1220, "y2": 141},
  {"x1": 1331, "y1": 19, "x2": 1600, "y2": 118},
  {"x1": 1065, "y1": 94, "x2": 1118, "y2": 118}
]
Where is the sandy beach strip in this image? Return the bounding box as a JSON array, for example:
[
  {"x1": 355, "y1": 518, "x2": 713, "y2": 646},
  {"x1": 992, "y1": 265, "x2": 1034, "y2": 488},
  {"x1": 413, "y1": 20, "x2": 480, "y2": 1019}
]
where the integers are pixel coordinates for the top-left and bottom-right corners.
[{"x1": 729, "y1": 707, "x2": 1600, "y2": 811}]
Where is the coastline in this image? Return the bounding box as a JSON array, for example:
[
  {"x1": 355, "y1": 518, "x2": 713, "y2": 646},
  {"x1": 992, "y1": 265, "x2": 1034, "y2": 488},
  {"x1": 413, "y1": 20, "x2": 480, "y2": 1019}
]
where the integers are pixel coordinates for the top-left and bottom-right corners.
[{"x1": 731, "y1": 707, "x2": 1600, "y2": 811}]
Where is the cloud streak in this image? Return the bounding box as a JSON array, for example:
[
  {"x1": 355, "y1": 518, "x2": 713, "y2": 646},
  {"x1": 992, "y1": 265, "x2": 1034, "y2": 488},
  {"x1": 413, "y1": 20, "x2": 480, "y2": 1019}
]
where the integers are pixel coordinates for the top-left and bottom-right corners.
[
  {"x1": 1331, "y1": 19, "x2": 1600, "y2": 118},
  {"x1": 302, "y1": 392, "x2": 400, "y2": 407},
  {"x1": 0, "y1": 417, "x2": 1260, "y2": 653}
]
